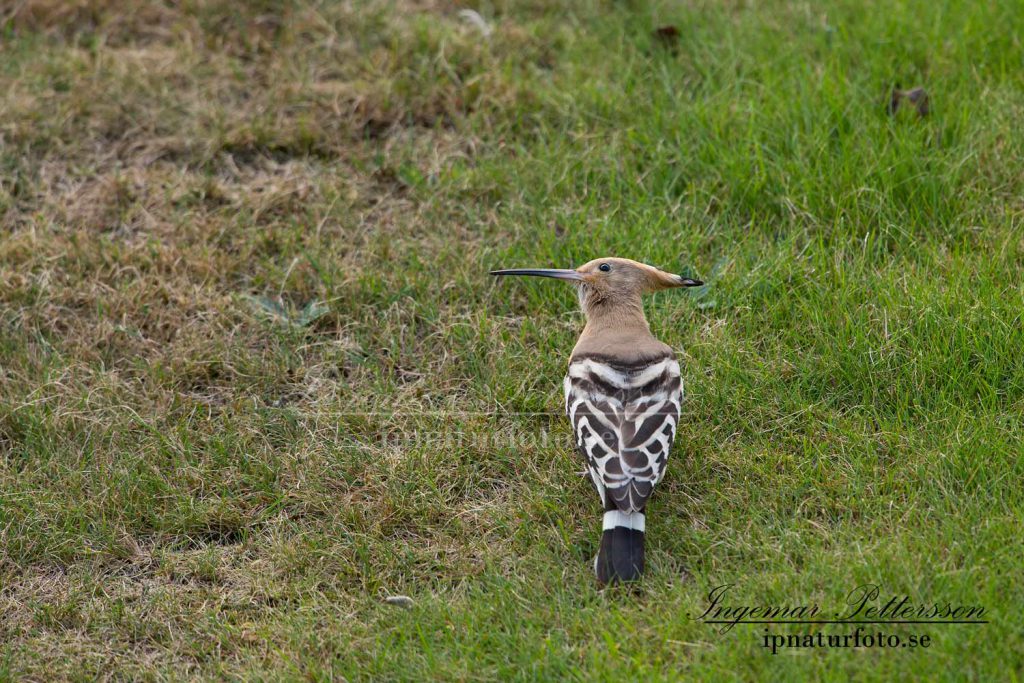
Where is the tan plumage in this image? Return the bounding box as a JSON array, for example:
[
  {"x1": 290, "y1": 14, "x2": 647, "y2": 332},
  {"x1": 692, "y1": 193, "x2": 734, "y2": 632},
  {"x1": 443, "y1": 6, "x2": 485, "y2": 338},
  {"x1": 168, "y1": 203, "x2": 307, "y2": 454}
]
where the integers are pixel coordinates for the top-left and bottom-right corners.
[
  {"x1": 570, "y1": 257, "x2": 689, "y2": 360},
  {"x1": 492, "y1": 257, "x2": 702, "y2": 584}
]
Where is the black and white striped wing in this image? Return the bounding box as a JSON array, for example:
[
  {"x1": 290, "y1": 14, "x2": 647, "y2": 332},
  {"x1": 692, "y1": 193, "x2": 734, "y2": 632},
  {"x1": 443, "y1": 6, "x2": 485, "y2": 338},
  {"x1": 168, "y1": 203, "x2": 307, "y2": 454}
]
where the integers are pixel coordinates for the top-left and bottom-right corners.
[{"x1": 564, "y1": 356, "x2": 682, "y2": 512}]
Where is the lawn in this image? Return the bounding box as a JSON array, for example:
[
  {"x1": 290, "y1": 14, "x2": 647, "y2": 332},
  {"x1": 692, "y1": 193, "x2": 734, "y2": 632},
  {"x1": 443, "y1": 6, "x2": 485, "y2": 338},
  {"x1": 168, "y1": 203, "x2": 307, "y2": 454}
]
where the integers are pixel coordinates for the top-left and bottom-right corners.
[{"x1": 1, "y1": 0, "x2": 1022, "y2": 679}]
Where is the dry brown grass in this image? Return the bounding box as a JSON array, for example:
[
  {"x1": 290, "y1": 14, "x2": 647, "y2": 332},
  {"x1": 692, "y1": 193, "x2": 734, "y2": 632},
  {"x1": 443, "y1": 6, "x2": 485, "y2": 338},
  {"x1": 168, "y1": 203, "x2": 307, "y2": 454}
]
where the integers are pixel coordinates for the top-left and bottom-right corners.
[{"x1": 1, "y1": 1, "x2": 544, "y2": 676}]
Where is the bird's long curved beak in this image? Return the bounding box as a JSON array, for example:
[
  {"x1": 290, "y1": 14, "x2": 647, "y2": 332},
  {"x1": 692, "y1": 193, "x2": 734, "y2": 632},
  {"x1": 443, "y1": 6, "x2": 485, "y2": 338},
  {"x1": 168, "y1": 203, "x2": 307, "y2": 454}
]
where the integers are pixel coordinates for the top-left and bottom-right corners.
[{"x1": 490, "y1": 268, "x2": 584, "y2": 282}]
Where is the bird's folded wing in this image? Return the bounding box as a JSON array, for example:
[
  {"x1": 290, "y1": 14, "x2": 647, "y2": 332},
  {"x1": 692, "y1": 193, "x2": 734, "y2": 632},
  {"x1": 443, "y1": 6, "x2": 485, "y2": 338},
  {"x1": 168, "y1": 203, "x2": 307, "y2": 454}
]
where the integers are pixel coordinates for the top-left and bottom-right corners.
[{"x1": 564, "y1": 356, "x2": 681, "y2": 512}]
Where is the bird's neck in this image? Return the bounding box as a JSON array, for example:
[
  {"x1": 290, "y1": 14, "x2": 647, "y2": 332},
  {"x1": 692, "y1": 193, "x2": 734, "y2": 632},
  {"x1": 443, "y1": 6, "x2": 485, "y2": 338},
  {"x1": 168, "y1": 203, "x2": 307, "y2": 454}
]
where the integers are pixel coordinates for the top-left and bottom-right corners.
[
  {"x1": 572, "y1": 298, "x2": 669, "y2": 361},
  {"x1": 583, "y1": 297, "x2": 650, "y2": 333}
]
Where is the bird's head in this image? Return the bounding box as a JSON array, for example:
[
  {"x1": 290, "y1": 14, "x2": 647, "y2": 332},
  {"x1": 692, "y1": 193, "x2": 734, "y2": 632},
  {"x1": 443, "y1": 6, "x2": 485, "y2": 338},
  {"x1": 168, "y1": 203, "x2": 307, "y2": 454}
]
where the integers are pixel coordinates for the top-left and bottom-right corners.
[{"x1": 491, "y1": 257, "x2": 702, "y2": 314}]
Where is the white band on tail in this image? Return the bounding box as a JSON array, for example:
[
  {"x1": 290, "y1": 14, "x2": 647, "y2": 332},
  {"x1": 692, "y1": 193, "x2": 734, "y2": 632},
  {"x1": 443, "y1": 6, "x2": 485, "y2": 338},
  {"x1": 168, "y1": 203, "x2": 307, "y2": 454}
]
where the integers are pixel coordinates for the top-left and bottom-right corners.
[{"x1": 602, "y1": 510, "x2": 645, "y2": 532}]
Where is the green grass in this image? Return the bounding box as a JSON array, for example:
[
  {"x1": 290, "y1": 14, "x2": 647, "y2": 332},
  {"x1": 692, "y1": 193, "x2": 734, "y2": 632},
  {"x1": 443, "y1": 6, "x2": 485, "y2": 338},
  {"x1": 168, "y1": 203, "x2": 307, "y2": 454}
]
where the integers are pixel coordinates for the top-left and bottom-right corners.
[{"x1": 1, "y1": 0, "x2": 1022, "y2": 679}]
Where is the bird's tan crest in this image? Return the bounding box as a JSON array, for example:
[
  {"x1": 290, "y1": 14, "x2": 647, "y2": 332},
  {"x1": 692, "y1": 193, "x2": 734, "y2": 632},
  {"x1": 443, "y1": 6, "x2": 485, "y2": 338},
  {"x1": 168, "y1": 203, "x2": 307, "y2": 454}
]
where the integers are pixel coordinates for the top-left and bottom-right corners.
[
  {"x1": 574, "y1": 257, "x2": 701, "y2": 298},
  {"x1": 491, "y1": 257, "x2": 701, "y2": 304}
]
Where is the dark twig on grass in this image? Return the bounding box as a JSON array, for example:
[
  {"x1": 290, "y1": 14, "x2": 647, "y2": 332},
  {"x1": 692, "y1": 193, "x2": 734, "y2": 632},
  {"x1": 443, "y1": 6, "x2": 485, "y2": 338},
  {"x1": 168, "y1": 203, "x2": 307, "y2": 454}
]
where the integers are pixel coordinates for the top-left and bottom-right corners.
[{"x1": 889, "y1": 86, "x2": 930, "y2": 117}]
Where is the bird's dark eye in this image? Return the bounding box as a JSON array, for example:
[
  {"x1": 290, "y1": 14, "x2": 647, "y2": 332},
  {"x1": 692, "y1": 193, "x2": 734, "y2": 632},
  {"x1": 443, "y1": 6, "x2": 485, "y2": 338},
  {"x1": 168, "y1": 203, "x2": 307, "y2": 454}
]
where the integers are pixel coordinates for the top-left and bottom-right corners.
[{"x1": 599, "y1": 263, "x2": 611, "y2": 272}]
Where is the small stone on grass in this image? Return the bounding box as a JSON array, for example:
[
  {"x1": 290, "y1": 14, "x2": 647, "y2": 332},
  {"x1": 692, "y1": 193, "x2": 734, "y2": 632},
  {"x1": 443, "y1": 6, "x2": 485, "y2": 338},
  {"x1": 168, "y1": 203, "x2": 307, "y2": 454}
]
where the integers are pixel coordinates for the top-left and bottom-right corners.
[{"x1": 385, "y1": 595, "x2": 414, "y2": 608}]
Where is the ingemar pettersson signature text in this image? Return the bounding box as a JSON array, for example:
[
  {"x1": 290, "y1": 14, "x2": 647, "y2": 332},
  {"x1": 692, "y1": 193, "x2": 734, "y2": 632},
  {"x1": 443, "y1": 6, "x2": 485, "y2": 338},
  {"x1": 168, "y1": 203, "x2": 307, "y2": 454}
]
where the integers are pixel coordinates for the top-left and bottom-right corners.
[{"x1": 693, "y1": 583, "x2": 988, "y2": 633}]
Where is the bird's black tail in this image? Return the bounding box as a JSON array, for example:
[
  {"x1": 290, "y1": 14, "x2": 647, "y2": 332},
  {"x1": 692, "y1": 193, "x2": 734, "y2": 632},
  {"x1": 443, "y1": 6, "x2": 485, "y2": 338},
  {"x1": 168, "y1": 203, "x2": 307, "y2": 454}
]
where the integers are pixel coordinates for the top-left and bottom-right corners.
[{"x1": 595, "y1": 510, "x2": 645, "y2": 584}]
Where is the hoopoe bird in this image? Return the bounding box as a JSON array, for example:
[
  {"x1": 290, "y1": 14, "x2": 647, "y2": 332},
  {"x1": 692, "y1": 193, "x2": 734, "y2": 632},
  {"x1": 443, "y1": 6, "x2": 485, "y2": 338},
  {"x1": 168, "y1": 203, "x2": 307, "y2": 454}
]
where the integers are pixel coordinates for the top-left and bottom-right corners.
[{"x1": 492, "y1": 258, "x2": 702, "y2": 584}]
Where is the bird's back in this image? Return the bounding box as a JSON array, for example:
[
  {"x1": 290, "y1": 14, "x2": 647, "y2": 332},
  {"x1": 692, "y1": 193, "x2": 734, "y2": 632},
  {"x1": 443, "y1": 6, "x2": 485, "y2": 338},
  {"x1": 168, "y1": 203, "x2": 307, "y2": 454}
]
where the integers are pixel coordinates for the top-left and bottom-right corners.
[{"x1": 564, "y1": 348, "x2": 682, "y2": 513}]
